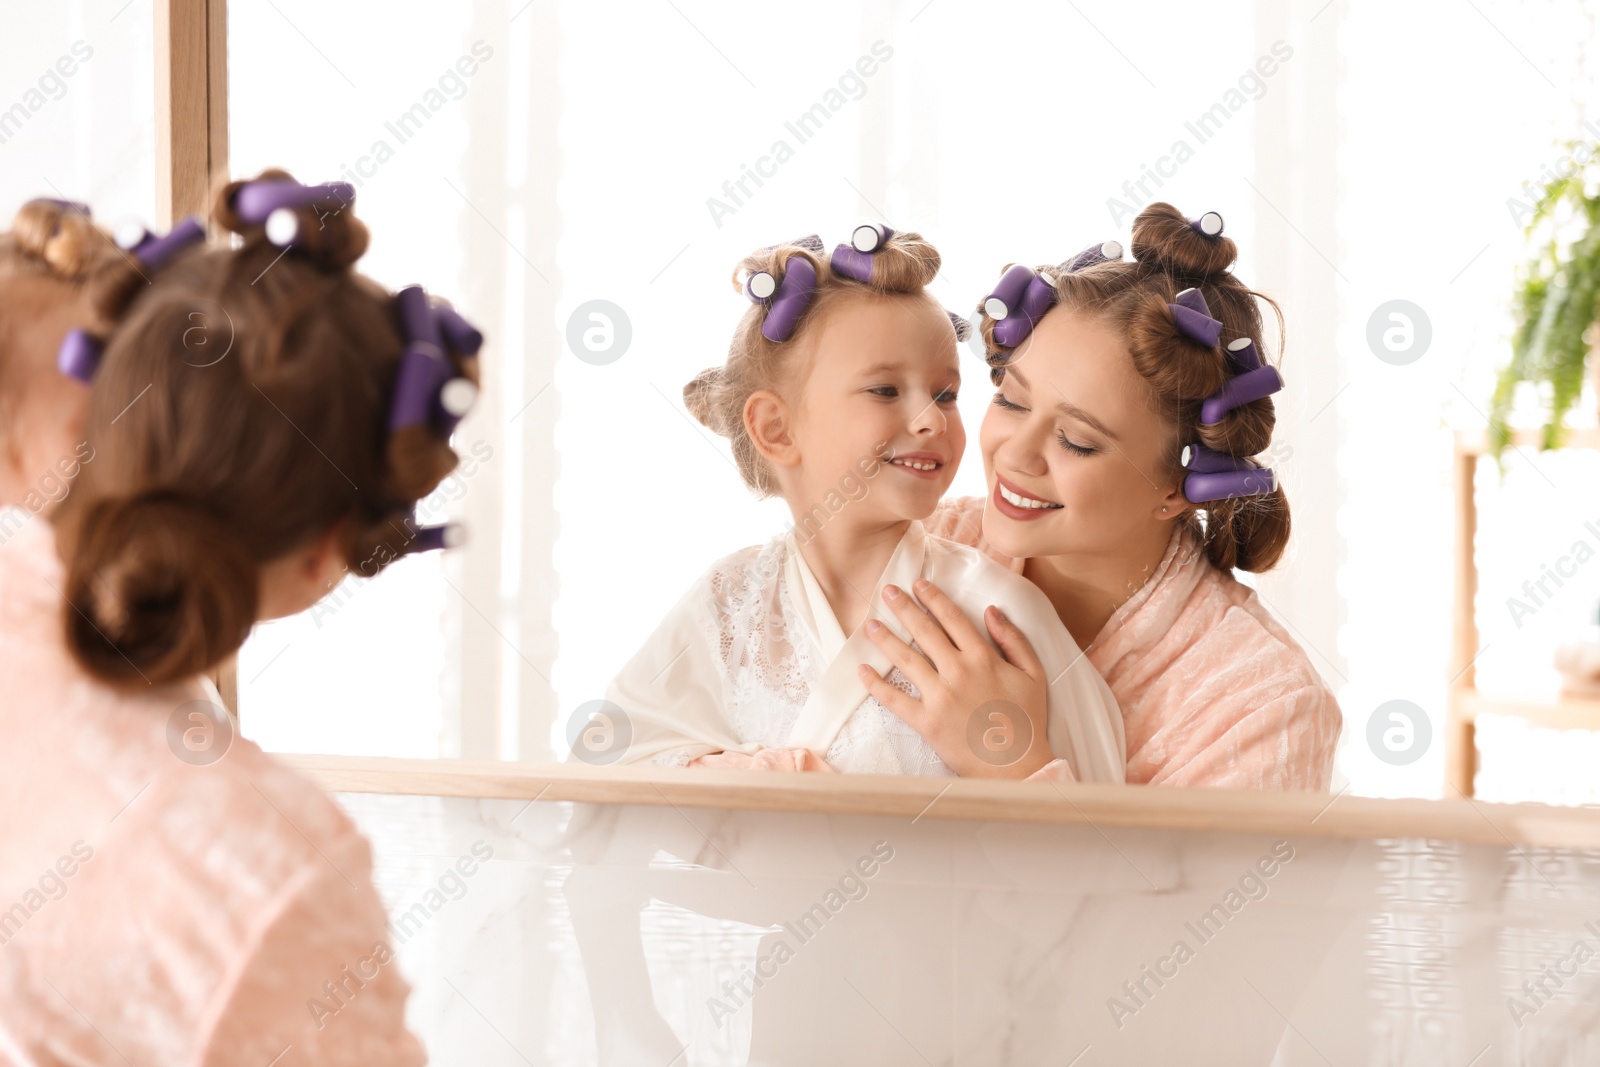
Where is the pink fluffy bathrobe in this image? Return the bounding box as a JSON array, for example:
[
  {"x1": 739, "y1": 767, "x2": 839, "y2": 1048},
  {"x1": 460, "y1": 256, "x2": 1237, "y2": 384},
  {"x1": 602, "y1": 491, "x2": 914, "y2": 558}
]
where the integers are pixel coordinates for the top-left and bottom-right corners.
[
  {"x1": 927, "y1": 497, "x2": 1342, "y2": 790},
  {"x1": 0, "y1": 518, "x2": 425, "y2": 1065}
]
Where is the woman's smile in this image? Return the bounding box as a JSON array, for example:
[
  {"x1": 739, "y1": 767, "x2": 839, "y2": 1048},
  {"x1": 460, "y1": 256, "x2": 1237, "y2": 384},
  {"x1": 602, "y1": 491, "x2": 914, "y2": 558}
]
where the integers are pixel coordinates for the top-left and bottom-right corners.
[{"x1": 992, "y1": 473, "x2": 1063, "y2": 519}]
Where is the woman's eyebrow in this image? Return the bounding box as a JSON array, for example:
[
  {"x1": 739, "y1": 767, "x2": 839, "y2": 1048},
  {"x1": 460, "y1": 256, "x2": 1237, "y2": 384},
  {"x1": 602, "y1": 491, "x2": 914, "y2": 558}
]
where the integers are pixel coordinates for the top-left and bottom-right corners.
[
  {"x1": 1057, "y1": 401, "x2": 1120, "y2": 441},
  {"x1": 1002, "y1": 365, "x2": 1119, "y2": 440}
]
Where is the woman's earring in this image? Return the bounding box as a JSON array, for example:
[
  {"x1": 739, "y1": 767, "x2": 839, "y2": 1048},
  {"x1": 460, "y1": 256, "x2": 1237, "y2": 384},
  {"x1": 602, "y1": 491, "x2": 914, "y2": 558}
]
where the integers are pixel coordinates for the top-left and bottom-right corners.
[{"x1": 1162, "y1": 506, "x2": 1169, "y2": 513}]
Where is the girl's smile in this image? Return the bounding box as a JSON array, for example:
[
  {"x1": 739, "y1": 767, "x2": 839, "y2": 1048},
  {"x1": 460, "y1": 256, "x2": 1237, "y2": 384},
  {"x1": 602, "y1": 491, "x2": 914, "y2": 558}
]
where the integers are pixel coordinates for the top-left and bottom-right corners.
[{"x1": 885, "y1": 449, "x2": 947, "y2": 479}]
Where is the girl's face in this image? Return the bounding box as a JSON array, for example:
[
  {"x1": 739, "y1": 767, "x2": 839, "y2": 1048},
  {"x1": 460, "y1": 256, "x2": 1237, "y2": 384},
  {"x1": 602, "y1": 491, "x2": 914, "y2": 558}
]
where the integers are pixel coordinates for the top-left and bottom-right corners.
[
  {"x1": 0, "y1": 274, "x2": 92, "y2": 512},
  {"x1": 784, "y1": 293, "x2": 964, "y2": 525},
  {"x1": 978, "y1": 305, "x2": 1183, "y2": 560}
]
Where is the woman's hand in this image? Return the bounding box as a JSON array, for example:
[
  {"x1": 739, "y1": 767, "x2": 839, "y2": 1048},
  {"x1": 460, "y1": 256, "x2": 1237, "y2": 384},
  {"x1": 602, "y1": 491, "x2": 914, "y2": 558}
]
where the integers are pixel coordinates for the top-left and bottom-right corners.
[{"x1": 857, "y1": 579, "x2": 1053, "y2": 779}]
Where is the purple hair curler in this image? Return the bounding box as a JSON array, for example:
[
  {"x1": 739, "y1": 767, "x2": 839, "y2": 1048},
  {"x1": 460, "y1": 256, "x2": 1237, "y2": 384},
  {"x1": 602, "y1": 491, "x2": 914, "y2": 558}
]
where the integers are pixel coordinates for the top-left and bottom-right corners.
[
  {"x1": 436, "y1": 377, "x2": 478, "y2": 435},
  {"x1": 389, "y1": 345, "x2": 452, "y2": 433},
  {"x1": 1225, "y1": 336, "x2": 1261, "y2": 372},
  {"x1": 233, "y1": 180, "x2": 356, "y2": 247},
  {"x1": 830, "y1": 242, "x2": 876, "y2": 284},
  {"x1": 851, "y1": 222, "x2": 894, "y2": 253},
  {"x1": 113, "y1": 219, "x2": 157, "y2": 258},
  {"x1": 1169, "y1": 287, "x2": 1222, "y2": 348},
  {"x1": 411, "y1": 522, "x2": 466, "y2": 553},
  {"x1": 1061, "y1": 240, "x2": 1124, "y2": 273},
  {"x1": 389, "y1": 285, "x2": 453, "y2": 433},
  {"x1": 437, "y1": 303, "x2": 484, "y2": 357},
  {"x1": 1200, "y1": 365, "x2": 1283, "y2": 425},
  {"x1": 234, "y1": 180, "x2": 355, "y2": 220},
  {"x1": 745, "y1": 270, "x2": 777, "y2": 301},
  {"x1": 983, "y1": 265, "x2": 1035, "y2": 321},
  {"x1": 136, "y1": 216, "x2": 205, "y2": 272},
  {"x1": 746, "y1": 238, "x2": 820, "y2": 302},
  {"x1": 993, "y1": 273, "x2": 1057, "y2": 348},
  {"x1": 831, "y1": 220, "x2": 898, "y2": 282},
  {"x1": 1184, "y1": 465, "x2": 1274, "y2": 503},
  {"x1": 1180, "y1": 442, "x2": 1254, "y2": 473},
  {"x1": 56, "y1": 329, "x2": 103, "y2": 385},
  {"x1": 1173, "y1": 287, "x2": 1210, "y2": 317},
  {"x1": 396, "y1": 285, "x2": 442, "y2": 352},
  {"x1": 1189, "y1": 211, "x2": 1224, "y2": 238},
  {"x1": 760, "y1": 255, "x2": 817, "y2": 343}
]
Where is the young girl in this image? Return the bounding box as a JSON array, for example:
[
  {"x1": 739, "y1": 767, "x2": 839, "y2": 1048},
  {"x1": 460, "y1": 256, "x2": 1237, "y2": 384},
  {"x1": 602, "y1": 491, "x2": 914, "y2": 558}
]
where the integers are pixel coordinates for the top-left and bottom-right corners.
[
  {"x1": 595, "y1": 227, "x2": 1125, "y2": 781},
  {"x1": 0, "y1": 198, "x2": 100, "y2": 529},
  {"x1": 0, "y1": 173, "x2": 479, "y2": 1061}
]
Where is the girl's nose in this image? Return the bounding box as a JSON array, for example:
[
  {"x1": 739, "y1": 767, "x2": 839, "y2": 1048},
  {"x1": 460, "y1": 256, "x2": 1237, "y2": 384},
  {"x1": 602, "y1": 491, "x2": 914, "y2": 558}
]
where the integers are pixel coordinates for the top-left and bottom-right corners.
[{"x1": 909, "y1": 399, "x2": 947, "y2": 435}]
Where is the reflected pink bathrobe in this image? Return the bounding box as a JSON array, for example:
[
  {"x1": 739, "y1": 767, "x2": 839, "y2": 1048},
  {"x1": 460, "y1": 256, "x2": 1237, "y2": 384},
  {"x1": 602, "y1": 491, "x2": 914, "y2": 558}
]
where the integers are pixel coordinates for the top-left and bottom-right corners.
[{"x1": 927, "y1": 497, "x2": 1342, "y2": 791}]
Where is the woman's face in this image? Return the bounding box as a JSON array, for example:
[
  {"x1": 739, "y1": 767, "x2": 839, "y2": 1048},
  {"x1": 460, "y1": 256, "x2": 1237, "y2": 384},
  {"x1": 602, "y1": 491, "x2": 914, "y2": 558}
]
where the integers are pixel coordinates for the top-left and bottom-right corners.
[{"x1": 978, "y1": 305, "x2": 1184, "y2": 561}]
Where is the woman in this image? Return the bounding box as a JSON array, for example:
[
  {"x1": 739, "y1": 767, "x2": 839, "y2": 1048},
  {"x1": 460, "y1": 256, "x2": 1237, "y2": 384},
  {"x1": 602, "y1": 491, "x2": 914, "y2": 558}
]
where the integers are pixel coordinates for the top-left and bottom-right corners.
[
  {"x1": 0, "y1": 178, "x2": 479, "y2": 1061},
  {"x1": 866, "y1": 202, "x2": 1342, "y2": 790}
]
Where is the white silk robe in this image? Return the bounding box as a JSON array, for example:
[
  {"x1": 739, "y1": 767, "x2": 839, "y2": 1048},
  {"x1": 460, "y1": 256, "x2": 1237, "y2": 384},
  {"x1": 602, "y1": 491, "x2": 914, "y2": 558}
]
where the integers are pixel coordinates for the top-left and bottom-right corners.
[{"x1": 598, "y1": 520, "x2": 1126, "y2": 782}]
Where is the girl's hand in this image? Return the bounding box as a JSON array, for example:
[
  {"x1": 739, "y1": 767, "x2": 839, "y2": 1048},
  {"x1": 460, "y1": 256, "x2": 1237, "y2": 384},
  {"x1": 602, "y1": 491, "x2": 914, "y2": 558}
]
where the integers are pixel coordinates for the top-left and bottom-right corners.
[
  {"x1": 687, "y1": 746, "x2": 838, "y2": 773},
  {"x1": 857, "y1": 579, "x2": 1053, "y2": 779}
]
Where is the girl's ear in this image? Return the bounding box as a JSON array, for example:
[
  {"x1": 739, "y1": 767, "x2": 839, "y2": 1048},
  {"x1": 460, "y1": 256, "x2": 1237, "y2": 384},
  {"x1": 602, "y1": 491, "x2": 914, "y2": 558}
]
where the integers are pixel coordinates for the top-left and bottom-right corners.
[{"x1": 744, "y1": 389, "x2": 800, "y2": 468}]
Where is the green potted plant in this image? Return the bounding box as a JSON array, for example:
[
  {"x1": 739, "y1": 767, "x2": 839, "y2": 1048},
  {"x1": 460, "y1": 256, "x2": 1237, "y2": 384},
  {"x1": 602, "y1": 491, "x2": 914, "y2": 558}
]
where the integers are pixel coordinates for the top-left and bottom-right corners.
[{"x1": 1489, "y1": 139, "x2": 1600, "y2": 462}]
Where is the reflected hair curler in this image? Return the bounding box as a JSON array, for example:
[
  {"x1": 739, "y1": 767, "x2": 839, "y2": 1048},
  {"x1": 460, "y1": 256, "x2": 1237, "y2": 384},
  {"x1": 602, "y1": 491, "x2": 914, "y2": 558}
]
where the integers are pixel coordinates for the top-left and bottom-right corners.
[
  {"x1": 850, "y1": 222, "x2": 893, "y2": 252},
  {"x1": 1061, "y1": 239, "x2": 1124, "y2": 273},
  {"x1": 743, "y1": 235, "x2": 822, "y2": 303},
  {"x1": 232, "y1": 179, "x2": 356, "y2": 248},
  {"x1": 1169, "y1": 286, "x2": 1222, "y2": 349},
  {"x1": 1200, "y1": 363, "x2": 1283, "y2": 425},
  {"x1": 1225, "y1": 336, "x2": 1262, "y2": 372},
  {"x1": 1181, "y1": 442, "x2": 1255, "y2": 473},
  {"x1": 1189, "y1": 211, "x2": 1224, "y2": 237},
  {"x1": 1184, "y1": 464, "x2": 1275, "y2": 503},
  {"x1": 830, "y1": 220, "x2": 896, "y2": 284},
  {"x1": 982, "y1": 239, "x2": 1124, "y2": 350},
  {"x1": 992, "y1": 271, "x2": 1057, "y2": 348},
  {"x1": 746, "y1": 249, "x2": 819, "y2": 343}
]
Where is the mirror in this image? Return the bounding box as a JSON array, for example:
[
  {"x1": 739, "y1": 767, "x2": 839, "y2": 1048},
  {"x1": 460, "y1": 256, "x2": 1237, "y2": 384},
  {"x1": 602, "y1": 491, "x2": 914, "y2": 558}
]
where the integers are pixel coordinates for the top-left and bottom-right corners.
[{"x1": 12, "y1": 0, "x2": 1600, "y2": 807}]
